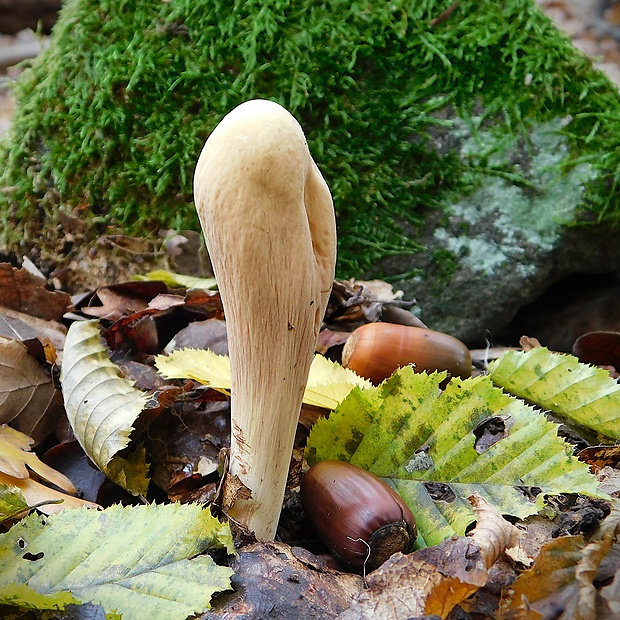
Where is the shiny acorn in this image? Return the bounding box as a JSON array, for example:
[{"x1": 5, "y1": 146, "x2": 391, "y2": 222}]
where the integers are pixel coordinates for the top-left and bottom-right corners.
[
  {"x1": 300, "y1": 460, "x2": 417, "y2": 571},
  {"x1": 342, "y1": 322, "x2": 472, "y2": 384}
]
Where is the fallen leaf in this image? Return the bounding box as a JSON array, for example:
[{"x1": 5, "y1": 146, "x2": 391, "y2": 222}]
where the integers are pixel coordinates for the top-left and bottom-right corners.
[
  {"x1": 0, "y1": 339, "x2": 64, "y2": 444},
  {"x1": 155, "y1": 349, "x2": 371, "y2": 409},
  {"x1": 579, "y1": 445, "x2": 620, "y2": 472},
  {"x1": 337, "y1": 496, "x2": 518, "y2": 620},
  {"x1": 0, "y1": 264, "x2": 71, "y2": 322},
  {"x1": 499, "y1": 502, "x2": 620, "y2": 620},
  {"x1": 0, "y1": 425, "x2": 75, "y2": 493},
  {"x1": 163, "y1": 318, "x2": 228, "y2": 355},
  {"x1": 42, "y1": 441, "x2": 107, "y2": 504},
  {"x1": 0, "y1": 307, "x2": 66, "y2": 352},
  {"x1": 135, "y1": 269, "x2": 217, "y2": 290},
  {"x1": 489, "y1": 347, "x2": 620, "y2": 440},
  {"x1": 0, "y1": 503, "x2": 234, "y2": 619},
  {"x1": 60, "y1": 320, "x2": 150, "y2": 495},
  {"x1": 204, "y1": 541, "x2": 362, "y2": 619},
  {"x1": 306, "y1": 368, "x2": 604, "y2": 547},
  {"x1": 572, "y1": 331, "x2": 620, "y2": 370},
  {"x1": 0, "y1": 472, "x2": 99, "y2": 515},
  {"x1": 0, "y1": 482, "x2": 28, "y2": 521}
]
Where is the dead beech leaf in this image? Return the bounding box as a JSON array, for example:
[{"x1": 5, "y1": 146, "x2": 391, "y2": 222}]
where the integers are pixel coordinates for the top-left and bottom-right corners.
[
  {"x1": 0, "y1": 339, "x2": 64, "y2": 445},
  {"x1": 337, "y1": 495, "x2": 518, "y2": 620},
  {"x1": 0, "y1": 425, "x2": 76, "y2": 493},
  {"x1": 0, "y1": 263, "x2": 71, "y2": 322},
  {"x1": 499, "y1": 502, "x2": 620, "y2": 620},
  {"x1": 0, "y1": 307, "x2": 66, "y2": 352}
]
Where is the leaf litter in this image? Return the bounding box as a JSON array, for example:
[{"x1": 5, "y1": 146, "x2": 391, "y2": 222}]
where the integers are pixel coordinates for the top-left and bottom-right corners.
[{"x1": 0, "y1": 262, "x2": 619, "y2": 618}]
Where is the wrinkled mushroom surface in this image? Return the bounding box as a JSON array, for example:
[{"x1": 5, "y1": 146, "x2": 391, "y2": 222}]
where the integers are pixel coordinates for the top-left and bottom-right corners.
[{"x1": 194, "y1": 99, "x2": 337, "y2": 539}]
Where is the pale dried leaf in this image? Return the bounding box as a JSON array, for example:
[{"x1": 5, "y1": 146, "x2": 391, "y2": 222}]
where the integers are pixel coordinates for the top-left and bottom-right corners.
[
  {"x1": 0, "y1": 307, "x2": 66, "y2": 352},
  {"x1": 60, "y1": 320, "x2": 150, "y2": 494},
  {"x1": 0, "y1": 425, "x2": 76, "y2": 492}
]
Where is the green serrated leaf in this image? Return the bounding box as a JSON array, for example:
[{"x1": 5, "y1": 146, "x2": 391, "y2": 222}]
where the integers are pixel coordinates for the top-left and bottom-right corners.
[
  {"x1": 489, "y1": 347, "x2": 620, "y2": 440},
  {"x1": 0, "y1": 503, "x2": 234, "y2": 620},
  {"x1": 306, "y1": 367, "x2": 605, "y2": 547},
  {"x1": 59, "y1": 320, "x2": 150, "y2": 495}
]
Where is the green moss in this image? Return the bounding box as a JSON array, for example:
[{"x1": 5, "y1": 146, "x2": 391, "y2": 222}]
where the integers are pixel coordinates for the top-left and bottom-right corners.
[{"x1": 1, "y1": 0, "x2": 619, "y2": 277}]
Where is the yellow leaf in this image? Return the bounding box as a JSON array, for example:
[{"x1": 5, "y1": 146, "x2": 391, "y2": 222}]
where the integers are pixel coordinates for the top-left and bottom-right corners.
[
  {"x1": 155, "y1": 349, "x2": 371, "y2": 409},
  {"x1": 304, "y1": 354, "x2": 372, "y2": 409}
]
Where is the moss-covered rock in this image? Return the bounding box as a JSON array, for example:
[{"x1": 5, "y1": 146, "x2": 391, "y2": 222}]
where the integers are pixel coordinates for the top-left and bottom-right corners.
[{"x1": 2, "y1": 0, "x2": 620, "y2": 342}]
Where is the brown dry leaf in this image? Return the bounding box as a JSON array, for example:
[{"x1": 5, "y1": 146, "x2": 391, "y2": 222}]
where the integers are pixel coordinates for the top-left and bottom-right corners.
[
  {"x1": 573, "y1": 331, "x2": 620, "y2": 370},
  {"x1": 337, "y1": 495, "x2": 519, "y2": 620},
  {"x1": 204, "y1": 541, "x2": 362, "y2": 619},
  {"x1": 81, "y1": 287, "x2": 150, "y2": 320},
  {"x1": 0, "y1": 471, "x2": 99, "y2": 515},
  {"x1": 0, "y1": 263, "x2": 71, "y2": 322},
  {"x1": 519, "y1": 335, "x2": 542, "y2": 351},
  {"x1": 0, "y1": 339, "x2": 65, "y2": 444},
  {"x1": 0, "y1": 307, "x2": 67, "y2": 352},
  {"x1": 499, "y1": 502, "x2": 620, "y2": 620},
  {"x1": 579, "y1": 445, "x2": 620, "y2": 472},
  {"x1": 0, "y1": 425, "x2": 76, "y2": 493}
]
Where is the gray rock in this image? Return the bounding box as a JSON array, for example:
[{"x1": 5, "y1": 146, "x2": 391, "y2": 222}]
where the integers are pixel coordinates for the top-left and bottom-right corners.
[{"x1": 384, "y1": 116, "x2": 620, "y2": 345}]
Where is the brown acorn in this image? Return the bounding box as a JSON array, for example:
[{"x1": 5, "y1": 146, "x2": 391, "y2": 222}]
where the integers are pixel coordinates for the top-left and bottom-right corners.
[
  {"x1": 342, "y1": 322, "x2": 471, "y2": 384},
  {"x1": 300, "y1": 460, "x2": 417, "y2": 571}
]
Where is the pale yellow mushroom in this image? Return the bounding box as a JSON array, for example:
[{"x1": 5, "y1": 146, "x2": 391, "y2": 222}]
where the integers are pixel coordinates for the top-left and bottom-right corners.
[{"x1": 194, "y1": 99, "x2": 337, "y2": 539}]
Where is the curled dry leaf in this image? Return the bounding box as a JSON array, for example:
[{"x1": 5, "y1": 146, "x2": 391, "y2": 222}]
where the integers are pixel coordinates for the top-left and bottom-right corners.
[
  {"x1": 60, "y1": 320, "x2": 150, "y2": 495},
  {"x1": 499, "y1": 502, "x2": 620, "y2": 620},
  {"x1": 0, "y1": 425, "x2": 75, "y2": 492},
  {"x1": 0, "y1": 426, "x2": 98, "y2": 515},
  {"x1": 0, "y1": 472, "x2": 99, "y2": 515},
  {"x1": 337, "y1": 495, "x2": 518, "y2": 620},
  {"x1": 0, "y1": 307, "x2": 66, "y2": 353}
]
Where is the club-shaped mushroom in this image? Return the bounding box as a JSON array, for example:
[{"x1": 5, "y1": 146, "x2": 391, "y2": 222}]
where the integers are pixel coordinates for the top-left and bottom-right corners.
[{"x1": 194, "y1": 99, "x2": 337, "y2": 539}]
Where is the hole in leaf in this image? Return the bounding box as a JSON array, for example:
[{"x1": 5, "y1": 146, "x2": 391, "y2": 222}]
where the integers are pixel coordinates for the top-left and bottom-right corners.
[
  {"x1": 423, "y1": 481, "x2": 456, "y2": 503},
  {"x1": 473, "y1": 416, "x2": 511, "y2": 453},
  {"x1": 22, "y1": 552, "x2": 44, "y2": 561}
]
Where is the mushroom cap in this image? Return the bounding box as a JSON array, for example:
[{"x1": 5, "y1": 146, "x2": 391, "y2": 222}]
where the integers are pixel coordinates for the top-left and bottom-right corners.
[{"x1": 194, "y1": 99, "x2": 335, "y2": 298}]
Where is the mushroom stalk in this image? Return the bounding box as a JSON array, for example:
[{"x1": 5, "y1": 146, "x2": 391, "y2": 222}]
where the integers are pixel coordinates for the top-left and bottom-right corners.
[{"x1": 194, "y1": 99, "x2": 336, "y2": 539}]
